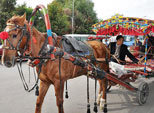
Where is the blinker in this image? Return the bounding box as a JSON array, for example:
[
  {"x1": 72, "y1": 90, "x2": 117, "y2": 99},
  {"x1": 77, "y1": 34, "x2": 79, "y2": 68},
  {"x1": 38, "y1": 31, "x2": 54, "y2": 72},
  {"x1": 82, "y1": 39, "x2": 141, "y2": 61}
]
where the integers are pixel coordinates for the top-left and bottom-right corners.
[{"x1": 13, "y1": 34, "x2": 17, "y2": 38}]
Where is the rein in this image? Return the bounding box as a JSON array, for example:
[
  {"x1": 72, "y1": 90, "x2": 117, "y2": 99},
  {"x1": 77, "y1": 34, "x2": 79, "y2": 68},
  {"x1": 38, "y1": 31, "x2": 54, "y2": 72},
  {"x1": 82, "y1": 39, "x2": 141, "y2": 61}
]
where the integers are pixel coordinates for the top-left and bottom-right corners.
[
  {"x1": 3, "y1": 22, "x2": 50, "y2": 95},
  {"x1": 16, "y1": 59, "x2": 43, "y2": 95}
]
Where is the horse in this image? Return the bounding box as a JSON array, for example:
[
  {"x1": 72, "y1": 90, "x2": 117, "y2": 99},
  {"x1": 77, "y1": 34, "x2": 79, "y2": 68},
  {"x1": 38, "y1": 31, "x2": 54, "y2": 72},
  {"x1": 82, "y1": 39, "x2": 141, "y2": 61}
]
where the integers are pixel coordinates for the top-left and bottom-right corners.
[{"x1": 1, "y1": 13, "x2": 110, "y2": 113}]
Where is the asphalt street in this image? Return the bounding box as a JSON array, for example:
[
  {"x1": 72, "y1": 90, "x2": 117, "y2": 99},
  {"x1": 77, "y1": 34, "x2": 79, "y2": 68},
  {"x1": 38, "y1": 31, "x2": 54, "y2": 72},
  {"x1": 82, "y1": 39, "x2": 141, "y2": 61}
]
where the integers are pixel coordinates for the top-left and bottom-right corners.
[{"x1": 0, "y1": 63, "x2": 154, "y2": 113}]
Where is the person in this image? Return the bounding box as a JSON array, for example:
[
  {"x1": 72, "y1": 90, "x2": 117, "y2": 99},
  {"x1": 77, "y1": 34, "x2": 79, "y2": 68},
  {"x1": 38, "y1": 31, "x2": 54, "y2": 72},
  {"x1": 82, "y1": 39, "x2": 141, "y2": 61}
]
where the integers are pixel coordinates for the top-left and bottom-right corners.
[
  {"x1": 109, "y1": 35, "x2": 139, "y2": 64},
  {"x1": 142, "y1": 34, "x2": 154, "y2": 59},
  {"x1": 109, "y1": 35, "x2": 140, "y2": 77},
  {"x1": 134, "y1": 36, "x2": 142, "y2": 46}
]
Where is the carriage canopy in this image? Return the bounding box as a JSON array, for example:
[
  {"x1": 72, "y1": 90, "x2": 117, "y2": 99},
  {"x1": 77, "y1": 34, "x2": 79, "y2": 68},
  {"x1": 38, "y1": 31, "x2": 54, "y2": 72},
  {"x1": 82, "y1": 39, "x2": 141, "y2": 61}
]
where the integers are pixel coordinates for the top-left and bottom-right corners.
[{"x1": 92, "y1": 14, "x2": 154, "y2": 36}]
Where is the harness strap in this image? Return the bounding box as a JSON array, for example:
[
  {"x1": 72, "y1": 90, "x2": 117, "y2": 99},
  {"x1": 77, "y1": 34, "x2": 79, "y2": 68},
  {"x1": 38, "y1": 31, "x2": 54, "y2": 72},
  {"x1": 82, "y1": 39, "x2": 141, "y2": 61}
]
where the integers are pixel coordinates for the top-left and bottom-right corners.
[
  {"x1": 93, "y1": 79, "x2": 98, "y2": 113},
  {"x1": 6, "y1": 38, "x2": 16, "y2": 50},
  {"x1": 58, "y1": 56, "x2": 63, "y2": 113},
  {"x1": 87, "y1": 75, "x2": 91, "y2": 113},
  {"x1": 17, "y1": 59, "x2": 43, "y2": 95}
]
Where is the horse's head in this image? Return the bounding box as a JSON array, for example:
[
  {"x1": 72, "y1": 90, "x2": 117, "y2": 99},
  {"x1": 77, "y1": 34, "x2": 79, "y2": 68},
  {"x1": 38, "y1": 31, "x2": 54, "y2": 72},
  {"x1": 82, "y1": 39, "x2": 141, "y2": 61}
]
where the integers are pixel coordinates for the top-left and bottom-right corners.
[{"x1": 1, "y1": 13, "x2": 28, "y2": 67}]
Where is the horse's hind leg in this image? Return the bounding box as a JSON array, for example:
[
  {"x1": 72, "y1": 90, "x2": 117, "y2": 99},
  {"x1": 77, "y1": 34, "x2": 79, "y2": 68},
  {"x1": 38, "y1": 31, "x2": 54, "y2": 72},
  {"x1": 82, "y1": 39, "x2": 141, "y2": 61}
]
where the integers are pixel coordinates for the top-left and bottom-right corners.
[
  {"x1": 97, "y1": 80, "x2": 103, "y2": 105},
  {"x1": 99, "y1": 78, "x2": 108, "y2": 112},
  {"x1": 35, "y1": 81, "x2": 50, "y2": 113},
  {"x1": 54, "y1": 80, "x2": 65, "y2": 113}
]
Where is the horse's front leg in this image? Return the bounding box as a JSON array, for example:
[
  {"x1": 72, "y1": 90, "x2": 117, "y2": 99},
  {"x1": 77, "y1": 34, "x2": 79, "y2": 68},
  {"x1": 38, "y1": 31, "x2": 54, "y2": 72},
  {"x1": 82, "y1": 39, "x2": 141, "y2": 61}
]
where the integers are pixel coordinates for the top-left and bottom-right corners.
[
  {"x1": 54, "y1": 80, "x2": 65, "y2": 113},
  {"x1": 35, "y1": 80, "x2": 50, "y2": 113}
]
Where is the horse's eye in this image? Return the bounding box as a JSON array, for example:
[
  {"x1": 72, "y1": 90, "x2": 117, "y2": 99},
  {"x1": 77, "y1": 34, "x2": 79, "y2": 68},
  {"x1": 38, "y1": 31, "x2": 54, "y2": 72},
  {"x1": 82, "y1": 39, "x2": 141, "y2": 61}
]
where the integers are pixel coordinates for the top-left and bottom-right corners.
[{"x1": 12, "y1": 34, "x2": 17, "y2": 38}]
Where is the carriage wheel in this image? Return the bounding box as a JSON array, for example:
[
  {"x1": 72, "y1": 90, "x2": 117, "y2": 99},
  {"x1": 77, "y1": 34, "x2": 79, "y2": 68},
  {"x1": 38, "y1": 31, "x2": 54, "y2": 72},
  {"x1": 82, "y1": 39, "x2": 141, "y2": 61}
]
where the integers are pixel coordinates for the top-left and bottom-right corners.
[{"x1": 137, "y1": 82, "x2": 149, "y2": 105}]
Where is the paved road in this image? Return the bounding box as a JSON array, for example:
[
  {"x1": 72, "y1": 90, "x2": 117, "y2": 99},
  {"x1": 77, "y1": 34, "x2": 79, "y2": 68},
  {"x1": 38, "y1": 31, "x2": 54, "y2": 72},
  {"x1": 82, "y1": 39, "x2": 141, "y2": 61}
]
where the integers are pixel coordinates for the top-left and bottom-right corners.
[{"x1": 0, "y1": 63, "x2": 154, "y2": 113}]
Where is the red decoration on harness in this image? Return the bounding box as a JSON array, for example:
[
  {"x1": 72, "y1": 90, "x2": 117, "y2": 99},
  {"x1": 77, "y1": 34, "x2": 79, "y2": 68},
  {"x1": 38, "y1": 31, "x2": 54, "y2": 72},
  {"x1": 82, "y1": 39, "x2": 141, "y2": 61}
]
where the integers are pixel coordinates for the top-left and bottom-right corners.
[
  {"x1": 28, "y1": 59, "x2": 40, "y2": 67},
  {"x1": 32, "y1": 37, "x2": 37, "y2": 44},
  {"x1": 0, "y1": 31, "x2": 9, "y2": 40},
  {"x1": 33, "y1": 59, "x2": 40, "y2": 66}
]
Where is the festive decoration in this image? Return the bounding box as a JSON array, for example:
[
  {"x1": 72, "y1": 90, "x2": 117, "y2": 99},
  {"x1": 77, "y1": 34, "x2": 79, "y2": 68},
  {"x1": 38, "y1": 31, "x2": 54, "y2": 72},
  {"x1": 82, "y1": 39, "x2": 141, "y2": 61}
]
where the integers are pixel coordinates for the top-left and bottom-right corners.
[
  {"x1": 143, "y1": 24, "x2": 154, "y2": 35},
  {"x1": 0, "y1": 31, "x2": 9, "y2": 40},
  {"x1": 92, "y1": 14, "x2": 154, "y2": 36},
  {"x1": 144, "y1": 36, "x2": 148, "y2": 73},
  {"x1": 29, "y1": 4, "x2": 55, "y2": 59}
]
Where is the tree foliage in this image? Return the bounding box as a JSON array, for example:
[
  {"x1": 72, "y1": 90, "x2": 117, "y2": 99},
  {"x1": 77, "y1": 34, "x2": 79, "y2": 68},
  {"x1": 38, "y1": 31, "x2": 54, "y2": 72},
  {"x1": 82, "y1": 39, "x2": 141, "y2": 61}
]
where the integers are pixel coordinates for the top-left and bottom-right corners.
[
  {"x1": 13, "y1": 4, "x2": 33, "y2": 20},
  {"x1": 0, "y1": 0, "x2": 98, "y2": 35},
  {"x1": 53, "y1": 0, "x2": 98, "y2": 34},
  {"x1": 0, "y1": 0, "x2": 17, "y2": 32},
  {"x1": 48, "y1": 1, "x2": 70, "y2": 35},
  {"x1": 0, "y1": 0, "x2": 16, "y2": 12},
  {"x1": 13, "y1": 4, "x2": 45, "y2": 32},
  {"x1": 74, "y1": 0, "x2": 98, "y2": 34}
]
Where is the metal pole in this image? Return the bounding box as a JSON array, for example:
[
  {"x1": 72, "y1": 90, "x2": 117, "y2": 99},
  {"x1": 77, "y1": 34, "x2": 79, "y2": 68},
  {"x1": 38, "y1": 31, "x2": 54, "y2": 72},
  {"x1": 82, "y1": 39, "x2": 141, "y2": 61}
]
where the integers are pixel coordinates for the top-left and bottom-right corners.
[
  {"x1": 144, "y1": 36, "x2": 148, "y2": 73},
  {"x1": 72, "y1": 0, "x2": 74, "y2": 34}
]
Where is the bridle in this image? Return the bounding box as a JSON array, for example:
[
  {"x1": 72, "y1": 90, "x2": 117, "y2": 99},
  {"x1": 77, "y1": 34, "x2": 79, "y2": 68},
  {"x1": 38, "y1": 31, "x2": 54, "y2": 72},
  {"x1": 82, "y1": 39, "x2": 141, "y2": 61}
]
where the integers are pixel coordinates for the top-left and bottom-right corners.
[{"x1": 3, "y1": 23, "x2": 31, "y2": 57}]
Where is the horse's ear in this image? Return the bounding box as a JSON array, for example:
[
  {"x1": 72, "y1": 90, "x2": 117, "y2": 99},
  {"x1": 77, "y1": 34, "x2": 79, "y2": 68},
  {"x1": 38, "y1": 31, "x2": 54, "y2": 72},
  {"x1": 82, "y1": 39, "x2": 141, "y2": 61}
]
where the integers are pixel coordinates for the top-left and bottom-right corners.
[{"x1": 20, "y1": 13, "x2": 26, "y2": 23}]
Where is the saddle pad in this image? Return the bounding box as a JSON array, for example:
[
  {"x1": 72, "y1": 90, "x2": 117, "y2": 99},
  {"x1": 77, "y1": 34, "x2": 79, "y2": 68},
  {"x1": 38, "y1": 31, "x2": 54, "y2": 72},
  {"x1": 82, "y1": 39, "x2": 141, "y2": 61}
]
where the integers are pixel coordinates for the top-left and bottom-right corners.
[{"x1": 62, "y1": 36, "x2": 91, "y2": 56}]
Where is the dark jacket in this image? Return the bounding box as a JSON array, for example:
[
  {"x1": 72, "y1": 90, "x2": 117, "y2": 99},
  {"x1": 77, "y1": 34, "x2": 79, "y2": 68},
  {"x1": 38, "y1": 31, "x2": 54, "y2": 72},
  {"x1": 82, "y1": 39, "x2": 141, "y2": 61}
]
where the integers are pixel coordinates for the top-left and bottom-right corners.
[{"x1": 109, "y1": 42, "x2": 139, "y2": 63}]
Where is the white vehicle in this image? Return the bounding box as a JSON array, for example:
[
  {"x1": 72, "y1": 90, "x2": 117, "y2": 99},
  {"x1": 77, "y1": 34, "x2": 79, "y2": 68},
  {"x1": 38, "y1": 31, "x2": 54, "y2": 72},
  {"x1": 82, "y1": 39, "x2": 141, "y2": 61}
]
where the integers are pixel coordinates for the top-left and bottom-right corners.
[
  {"x1": 63, "y1": 34, "x2": 96, "y2": 41},
  {"x1": 63, "y1": 34, "x2": 108, "y2": 41}
]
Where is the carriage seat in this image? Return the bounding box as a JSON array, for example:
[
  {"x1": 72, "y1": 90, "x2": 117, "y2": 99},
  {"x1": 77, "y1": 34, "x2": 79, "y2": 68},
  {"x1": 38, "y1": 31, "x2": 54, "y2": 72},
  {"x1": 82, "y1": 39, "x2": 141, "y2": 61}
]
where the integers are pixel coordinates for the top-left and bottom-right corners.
[
  {"x1": 61, "y1": 36, "x2": 92, "y2": 56},
  {"x1": 109, "y1": 61, "x2": 152, "y2": 78}
]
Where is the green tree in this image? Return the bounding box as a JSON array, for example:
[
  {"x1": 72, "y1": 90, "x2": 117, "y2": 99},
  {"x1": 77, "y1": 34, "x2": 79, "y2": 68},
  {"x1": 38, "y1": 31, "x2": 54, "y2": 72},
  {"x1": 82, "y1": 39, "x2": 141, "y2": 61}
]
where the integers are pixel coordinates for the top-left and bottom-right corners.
[
  {"x1": 48, "y1": 1, "x2": 70, "y2": 35},
  {"x1": 0, "y1": 0, "x2": 16, "y2": 12},
  {"x1": 0, "y1": 0, "x2": 17, "y2": 31},
  {"x1": 14, "y1": 4, "x2": 46, "y2": 32},
  {"x1": 52, "y1": 0, "x2": 98, "y2": 34},
  {"x1": 14, "y1": 4, "x2": 33, "y2": 20},
  {"x1": 74, "y1": 0, "x2": 98, "y2": 34}
]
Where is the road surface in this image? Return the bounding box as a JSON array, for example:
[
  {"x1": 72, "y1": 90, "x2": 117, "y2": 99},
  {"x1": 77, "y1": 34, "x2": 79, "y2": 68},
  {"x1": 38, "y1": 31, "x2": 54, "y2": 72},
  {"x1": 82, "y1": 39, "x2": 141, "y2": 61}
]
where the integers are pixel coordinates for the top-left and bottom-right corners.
[{"x1": 0, "y1": 63, "x2": 154, "y2": 113}]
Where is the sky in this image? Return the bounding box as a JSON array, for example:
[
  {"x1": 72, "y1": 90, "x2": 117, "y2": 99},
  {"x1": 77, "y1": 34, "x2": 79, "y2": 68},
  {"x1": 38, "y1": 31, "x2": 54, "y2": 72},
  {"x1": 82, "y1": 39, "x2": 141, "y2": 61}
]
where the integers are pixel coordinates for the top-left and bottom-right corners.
[{"x1": 16, "y1": 0, "x2": 154, "y2": 20}]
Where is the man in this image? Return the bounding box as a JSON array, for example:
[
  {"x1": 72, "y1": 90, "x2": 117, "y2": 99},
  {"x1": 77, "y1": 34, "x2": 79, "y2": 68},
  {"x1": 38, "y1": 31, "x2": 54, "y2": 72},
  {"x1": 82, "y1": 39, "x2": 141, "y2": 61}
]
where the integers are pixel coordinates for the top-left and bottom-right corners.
[
  {"x1": 109, "y1": 35, "x2": 139, "y2": 77},
  {"x1": 134, "y1": 37, "x2": 142, "y2": 46},
  {"x1": 110, "y1": 35, "x2": 139, "y2": 64}
]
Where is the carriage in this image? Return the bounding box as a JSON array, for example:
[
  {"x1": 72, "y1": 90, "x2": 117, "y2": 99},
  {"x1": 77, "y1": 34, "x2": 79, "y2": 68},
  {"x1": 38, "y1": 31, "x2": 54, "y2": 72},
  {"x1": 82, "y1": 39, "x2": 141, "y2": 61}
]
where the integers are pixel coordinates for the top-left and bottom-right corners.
[
  {"x1": 92, "y1": 14, "x2": 154, "y2": 104},
  {"x1": 0, "y1": 5, "x2": 154, "y2": 113}
]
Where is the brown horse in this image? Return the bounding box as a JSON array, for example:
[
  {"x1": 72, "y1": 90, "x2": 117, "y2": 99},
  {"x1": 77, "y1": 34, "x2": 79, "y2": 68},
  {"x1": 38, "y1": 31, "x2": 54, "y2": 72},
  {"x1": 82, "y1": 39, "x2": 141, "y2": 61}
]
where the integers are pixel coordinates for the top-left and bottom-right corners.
[{"x1": 1, "y1": 14, "x2": 110, "y2": 113}]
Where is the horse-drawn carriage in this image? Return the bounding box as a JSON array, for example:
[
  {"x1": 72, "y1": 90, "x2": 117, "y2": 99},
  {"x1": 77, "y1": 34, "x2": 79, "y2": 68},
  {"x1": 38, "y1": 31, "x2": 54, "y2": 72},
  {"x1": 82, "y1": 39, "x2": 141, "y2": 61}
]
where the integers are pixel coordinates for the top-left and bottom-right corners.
[
  {"x1": 92, "y1": 14, "x2": 154, "y2": 106},
  {"x1": 0, "y1": 5, "x2": 153, "y2": 113}
]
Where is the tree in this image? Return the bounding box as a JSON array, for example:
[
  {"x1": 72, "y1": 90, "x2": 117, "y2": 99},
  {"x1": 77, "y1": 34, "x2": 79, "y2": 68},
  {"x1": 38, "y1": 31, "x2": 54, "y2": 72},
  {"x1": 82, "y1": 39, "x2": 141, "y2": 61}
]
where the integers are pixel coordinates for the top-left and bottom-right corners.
[
  {"x1": 51, "y1": 0, "x2": 98, "y2": 34},
  {"x1": 14, "y1": 4, "x2": 46, "y2": 32},
  {"x1": 0, "y1": 0, "x2": 16, "y2": 12},
  {"x1": 14, "y1": 4, "x2": 33, "y2": 20},
  {"x1": 48, "y1": 1, "x2": 70, "y2": 35},
  {"x1": 0, "y1": 0, "x2": 17, "y2": 31},
  {"x1": 73, "y1": 0, "x2": 98, "y2": 34}
]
